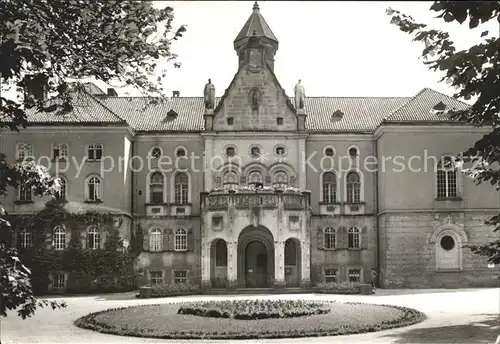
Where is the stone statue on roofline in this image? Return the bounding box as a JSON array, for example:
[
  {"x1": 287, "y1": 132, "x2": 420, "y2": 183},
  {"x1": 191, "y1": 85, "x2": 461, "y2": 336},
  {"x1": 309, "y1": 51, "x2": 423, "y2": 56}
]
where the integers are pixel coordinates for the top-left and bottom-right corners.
[
  {"x1": 203, "y1": 78, "x2": 215, "y2": 109},
  {"x1": 294, "y1": 79, "x2": 305, "y2": 110}
]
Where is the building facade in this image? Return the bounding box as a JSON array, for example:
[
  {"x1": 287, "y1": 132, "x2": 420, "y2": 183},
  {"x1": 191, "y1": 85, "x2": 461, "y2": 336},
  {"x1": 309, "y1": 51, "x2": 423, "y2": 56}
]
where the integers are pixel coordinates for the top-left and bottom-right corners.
[{"x1": 2, "y1": 3, "x2": 499, "y2": 291}]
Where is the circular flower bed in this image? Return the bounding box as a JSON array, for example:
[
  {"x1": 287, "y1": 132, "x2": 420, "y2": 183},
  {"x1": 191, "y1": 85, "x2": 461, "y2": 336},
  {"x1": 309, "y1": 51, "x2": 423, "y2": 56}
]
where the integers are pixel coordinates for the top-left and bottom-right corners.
[
  {"x1": 177, "y1": 300, "x2": 330, "y2": 320},
  {"x1": 75, "y1": 300, "x2": 426, "y2": 339}
]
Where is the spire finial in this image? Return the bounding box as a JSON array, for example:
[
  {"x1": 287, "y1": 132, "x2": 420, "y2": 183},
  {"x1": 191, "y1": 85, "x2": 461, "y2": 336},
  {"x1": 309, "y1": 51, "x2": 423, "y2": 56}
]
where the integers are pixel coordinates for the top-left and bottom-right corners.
[{"x1": 253, "y1": 1, "x2": 259, "y2": 11}]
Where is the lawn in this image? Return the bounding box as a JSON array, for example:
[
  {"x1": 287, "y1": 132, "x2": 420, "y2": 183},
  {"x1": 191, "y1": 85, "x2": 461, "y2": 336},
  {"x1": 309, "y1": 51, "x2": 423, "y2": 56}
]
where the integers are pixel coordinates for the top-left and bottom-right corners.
[{"x1": 75, "y1": 300, "x2": 426, "y2": 339}]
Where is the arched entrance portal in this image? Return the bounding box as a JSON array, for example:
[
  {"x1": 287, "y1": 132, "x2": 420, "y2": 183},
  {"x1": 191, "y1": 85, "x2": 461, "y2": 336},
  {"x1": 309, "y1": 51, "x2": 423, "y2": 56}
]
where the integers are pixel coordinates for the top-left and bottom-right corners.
[{"x1": 238, "y1": 226, "x2": 274, "y2": 288}]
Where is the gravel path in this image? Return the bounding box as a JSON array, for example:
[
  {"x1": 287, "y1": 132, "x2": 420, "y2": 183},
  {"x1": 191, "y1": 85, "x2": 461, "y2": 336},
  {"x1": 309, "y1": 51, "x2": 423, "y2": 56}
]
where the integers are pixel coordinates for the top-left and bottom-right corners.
[{"x1": 1, "y1": 288, "x2": 499, "y2": 344}]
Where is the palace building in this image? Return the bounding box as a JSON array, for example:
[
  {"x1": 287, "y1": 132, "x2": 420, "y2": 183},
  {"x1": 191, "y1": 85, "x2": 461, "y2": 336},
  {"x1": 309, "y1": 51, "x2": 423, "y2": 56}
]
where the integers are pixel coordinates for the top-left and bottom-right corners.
[{"x1": 2, "y1": 2, "x2": 499, "y2": 291}]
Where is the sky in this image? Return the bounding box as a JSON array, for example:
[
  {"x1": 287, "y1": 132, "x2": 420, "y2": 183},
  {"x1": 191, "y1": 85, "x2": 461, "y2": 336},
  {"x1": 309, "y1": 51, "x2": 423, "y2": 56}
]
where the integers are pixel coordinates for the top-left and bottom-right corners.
[{"x1": 36, "y1": 1, "x2": 500, "y2": 99}]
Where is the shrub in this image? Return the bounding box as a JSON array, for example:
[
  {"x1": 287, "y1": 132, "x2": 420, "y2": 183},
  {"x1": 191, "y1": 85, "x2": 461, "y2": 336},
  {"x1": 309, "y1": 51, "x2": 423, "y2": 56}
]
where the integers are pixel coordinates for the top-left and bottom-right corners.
[
  {"x1": 150, "y1": 282, "x2": 200, "y2": 297},
  {"x1": 315, "y1": 281, "x2": 361, "y2": 294},
  {"x1": 177, "y1": 299, "x2": 331, "y2": 320}
]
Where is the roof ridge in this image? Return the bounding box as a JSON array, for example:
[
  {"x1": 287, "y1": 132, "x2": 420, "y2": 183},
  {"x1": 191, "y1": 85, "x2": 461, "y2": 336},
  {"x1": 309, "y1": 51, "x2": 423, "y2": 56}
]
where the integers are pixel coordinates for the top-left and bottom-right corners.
[
  {"x1": 83, "y1": 88, "x2": 128, "y2": 124},
  {"x1": 383, "y1": 88, "x2": 427, "y2": 122}
]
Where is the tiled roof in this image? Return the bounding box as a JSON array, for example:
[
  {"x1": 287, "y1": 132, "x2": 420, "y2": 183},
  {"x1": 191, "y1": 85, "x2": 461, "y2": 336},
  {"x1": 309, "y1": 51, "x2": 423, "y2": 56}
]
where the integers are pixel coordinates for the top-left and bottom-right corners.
[
  {"x1": 24, "y1": 90, "x2": 126, "y2": 124},
  {"x1": 19, "y1": 86, "x2": 468, "y2": 132},
  {"x1": 384, "y1": 88, "x2": 470, "y2": 123},
  {"x1": 303, "y1": 97, "x2": 409, "y2": 132},
  {"x1": 234, "y1": 2, "x2": 278, "y2": 43},
  {"x1": 100, "y1": 97, "x2": 212, "y2": 132}
]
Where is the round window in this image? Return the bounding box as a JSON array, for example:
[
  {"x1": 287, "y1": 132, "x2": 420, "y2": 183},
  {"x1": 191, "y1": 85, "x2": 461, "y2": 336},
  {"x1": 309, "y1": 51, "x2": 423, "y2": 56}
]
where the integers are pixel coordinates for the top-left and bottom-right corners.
[
  {"x1": 176, "y1": 148, "x2": 186, "y2": 157},
  {"x1": 324, "y1": 147, "x2": 335, "y2": 157},
  {"x1": 349, "y1": 147, "x2": 358, "y2": 157},
  {"x1": 440, "y1": 235, "x2": 455, "y2": 251}
]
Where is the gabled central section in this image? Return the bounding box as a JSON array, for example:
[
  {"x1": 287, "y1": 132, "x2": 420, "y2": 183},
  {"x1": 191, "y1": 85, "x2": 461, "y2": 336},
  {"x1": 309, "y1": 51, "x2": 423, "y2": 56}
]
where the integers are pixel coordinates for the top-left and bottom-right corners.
[{"x1": 205, "y1": 2, "x2": 297, "y2": 132}]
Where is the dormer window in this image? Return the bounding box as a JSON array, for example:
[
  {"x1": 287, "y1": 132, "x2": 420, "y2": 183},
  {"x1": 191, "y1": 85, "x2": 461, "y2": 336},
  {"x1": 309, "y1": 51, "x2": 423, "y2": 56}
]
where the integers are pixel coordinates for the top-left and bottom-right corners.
[
  {"x1": 227, "y1": 117, "x2": 234, "y2": 125},
  {"x1": 433, "y1": 101, "x2": 446, "y2": 111},
  {"x1": 165, "y1": 109, "x2": 178, "y2": 122},
  {"x1": 331, "y1": 110, "x2": 343, "y2": 122}
]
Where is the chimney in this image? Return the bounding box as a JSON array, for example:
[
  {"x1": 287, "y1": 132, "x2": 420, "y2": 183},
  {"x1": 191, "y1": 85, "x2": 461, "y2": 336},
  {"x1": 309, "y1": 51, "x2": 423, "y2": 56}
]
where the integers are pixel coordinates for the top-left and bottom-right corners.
[
  {"x1": 107, "y1": 88, "x2": 118, "y2": 96},
  {"x1": 172, "y1": 90, "x2": 180, "y2": 98}
]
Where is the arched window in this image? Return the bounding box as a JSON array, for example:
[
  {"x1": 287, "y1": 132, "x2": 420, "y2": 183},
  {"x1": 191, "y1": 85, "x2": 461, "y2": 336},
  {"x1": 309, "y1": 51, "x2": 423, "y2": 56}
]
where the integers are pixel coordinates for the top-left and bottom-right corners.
[
  {"x1": 437, "y1": 156, "x2": 458, "y2": 198},
  {"x1": 215, "y1": 240, "x2": 227, "y2": 266},
  {"x1": 223, "y1": 171, "x2": 238, "y2": 190},
  {"x1": 149, "y1": 172, "x2": 164, "y2": 204},
  {"x1": 87, "y1": 143, "x2": 103, "y2": 161},
  {"x1": 174, "y1": 228, "x2": 187, "y2": 251},
  {"x1": 174, "y1": 172, "x2": 189, "y2": 204},
  {"x1": 273, "y1": 171, "x2": 288, "y2": 189},
  {"x1": 87, "y1": 226, "x2": 100, "y2": 250},
  {"x1": 324, "y1": 227, "x2": 336, "y2": 249},
  {"x1": 149, "y1": 228, "x2": 163, "y2": 252},
  {"x1": 248, "y1": 170, "x2": 263, "y2": 186},
  {"x1": 322, "y1": 172, "x2": 336, "y2": 203},
  {"x1": 19, "y1": 229, "x2": 32, "y2": 249},
  {"x1": 56, "y1": 177, "x2": 67, "y2": 200},
  {"x1": 348, "y1": 227, "x2": 360, "y2": 248},
  {"x1": 53, "y1": 226, "x2": 66, "y2": 251},
  {"x1": 86, "y1": 175, "x2": 102, "y2": 201},
  {"x1": 346, "y1": 171, "x2": 360, "y2": 203},
  {"x1": 16, "y1": 143, "x2": 33, "y2": 161}
]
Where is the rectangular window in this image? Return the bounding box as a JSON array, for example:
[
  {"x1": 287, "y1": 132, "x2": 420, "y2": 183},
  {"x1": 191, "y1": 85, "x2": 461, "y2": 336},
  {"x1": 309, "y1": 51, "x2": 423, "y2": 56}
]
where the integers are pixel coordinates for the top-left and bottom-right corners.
[
  {"x1": 18, "y1": 184, "x2": 32, "y2": 202},
  {"x1": 150, "y1": 271, "x2": 163, "y2": 285},
  {"x1": 348, "y1": 269, "x2": 361, "y2": 282},
  {"x1": 52, "y1": 272, "x2": 66, "y2": 289},
  {"x1": 174, "y1": 270, "x2": 187, "y2": 284},
  {"x1": 277, "y1": 117, "x2": 283, "y2": 125},
  {"x1": 324, "y1": 268, "x2": 337, "y2": 283}
]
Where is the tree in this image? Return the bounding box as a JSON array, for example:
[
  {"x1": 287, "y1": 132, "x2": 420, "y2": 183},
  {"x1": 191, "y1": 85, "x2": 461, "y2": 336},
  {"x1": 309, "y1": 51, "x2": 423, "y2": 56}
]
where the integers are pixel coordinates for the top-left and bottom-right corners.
[
  {"x1": 387, "y1": 1, "x2": 500, "y2": 263},
  {"x1": 0, "y1": 0, "x2": 186, "y2": 329},
  {"x1": 1, "y1": 0, "x2": 186, "y2": 130}
]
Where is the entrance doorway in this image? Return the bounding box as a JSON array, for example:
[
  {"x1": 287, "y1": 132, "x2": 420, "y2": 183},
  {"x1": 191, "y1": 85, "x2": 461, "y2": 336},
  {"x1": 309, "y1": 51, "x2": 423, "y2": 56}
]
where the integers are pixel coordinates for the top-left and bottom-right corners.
[
  {"x1": 237, "y1": 225, "x2": 274, "y2": 288},
  {"x1": 245, "y1": 240, "x2": 268, "y2": 288}
]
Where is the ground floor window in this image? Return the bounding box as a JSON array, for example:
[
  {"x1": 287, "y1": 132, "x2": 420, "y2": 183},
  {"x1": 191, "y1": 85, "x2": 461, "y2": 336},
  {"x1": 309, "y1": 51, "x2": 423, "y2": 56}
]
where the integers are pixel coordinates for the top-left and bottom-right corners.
[
  {"x1": 324, "y1": 268, "x2": 337, "y2": 283},
  {"x1": 348, "y1": 268, "x2": 361, "y2": 282},
  {"x1": 174, "y1": 270, "x2": 187, "y2": 284},
  {"x1": 150, "y1": 271, "x2": 163, "y2": 285},
  {"x1": 52, "y1": 272, "x2": 66, "y2": 290}
]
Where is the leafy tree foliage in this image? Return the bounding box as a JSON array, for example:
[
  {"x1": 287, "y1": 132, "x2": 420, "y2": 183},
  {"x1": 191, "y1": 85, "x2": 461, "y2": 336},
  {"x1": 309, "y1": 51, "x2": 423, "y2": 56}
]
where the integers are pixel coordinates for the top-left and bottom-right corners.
[
  {"x1": 387, "y1": 1, "x2": 500, "y2": 264},
  {"x1": 0, "y1": 0, "x2": 185, "y2": 324},
  {"x1": 1, "y1": 0, "x2": 186, "y2": 130}
]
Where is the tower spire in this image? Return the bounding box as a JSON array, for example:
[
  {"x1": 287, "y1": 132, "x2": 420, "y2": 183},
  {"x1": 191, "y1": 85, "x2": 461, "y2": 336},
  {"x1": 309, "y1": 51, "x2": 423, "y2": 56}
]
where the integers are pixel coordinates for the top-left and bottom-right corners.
[{"x1": 234, "y1": 1, "x2": 279, "y2": 70}]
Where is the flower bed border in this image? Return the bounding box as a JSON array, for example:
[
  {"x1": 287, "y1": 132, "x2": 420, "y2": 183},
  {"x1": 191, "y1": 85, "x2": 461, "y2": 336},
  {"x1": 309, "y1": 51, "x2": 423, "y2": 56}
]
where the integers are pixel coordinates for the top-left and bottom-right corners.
[{"x1": 74, "y1": 301, "x2": 426, "y2": 340}]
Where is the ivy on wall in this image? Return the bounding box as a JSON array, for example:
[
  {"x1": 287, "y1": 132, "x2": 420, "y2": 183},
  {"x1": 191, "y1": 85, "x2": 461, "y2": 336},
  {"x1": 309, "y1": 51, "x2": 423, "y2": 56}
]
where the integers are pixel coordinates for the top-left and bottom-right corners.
[{"x1": 6, "y1": 198, "x2": 139, "y2": 295}]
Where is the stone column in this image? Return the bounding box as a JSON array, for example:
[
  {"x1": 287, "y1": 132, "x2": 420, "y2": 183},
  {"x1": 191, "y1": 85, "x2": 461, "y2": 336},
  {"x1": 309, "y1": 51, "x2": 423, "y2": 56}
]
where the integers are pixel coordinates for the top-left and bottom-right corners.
[
  {"x1": 298, "y1": 138, "x2": 307, "y2": 190},
  {"x1": 203, "y1": 135, "x2": 214, "y2": 191},
  {"x1": 300, "y1": 241, "x2": 311, "y2": 288},
  {"x1": 227, "y1": 241, "x2": 238, "y2": 288},
  {"x1": 273, "y1": 240, "x2": 285, "y2": 288},
  {"x1": 201, "y1": 241, "x2": 211, "y2": 289}
]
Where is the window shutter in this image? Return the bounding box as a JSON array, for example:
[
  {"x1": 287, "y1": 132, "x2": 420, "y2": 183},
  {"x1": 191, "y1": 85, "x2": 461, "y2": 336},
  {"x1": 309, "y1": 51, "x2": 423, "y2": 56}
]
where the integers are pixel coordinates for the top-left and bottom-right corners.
[
  {"x1": 361, "y1": 226, "x2": 368, "y2": 249},
  {"x1": 162, "y1": 229, "x2": 169, "y2": 252},
  {"x1": 47, "y1": 231, "x2": 53, "y2": 249},
  {"x1": 65, "y1": 230, "x2": 71, "y2": 249},
  {"x1": 187, "y1": 228, "x2": 195, "y2": 251},
  {"x1": 143, "y1": 228, "x2": 149, "y2": 251},
  {"x1": 316, "y1": 227, "x2": 324, "y2": 250},
  {"x1": 167, "y1": 229, "x2": 175, "y2": 251},
  {"x1": 80, "y1": 231, "x2": 86, "y2": 249},
  {"x1": 338, "y1": 227, "x2": 346, "y2": 249}
]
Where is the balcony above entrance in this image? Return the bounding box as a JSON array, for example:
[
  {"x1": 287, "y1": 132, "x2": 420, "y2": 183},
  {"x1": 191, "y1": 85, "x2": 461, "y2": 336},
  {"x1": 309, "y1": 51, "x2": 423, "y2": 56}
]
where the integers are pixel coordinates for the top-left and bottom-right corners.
[{"x1": 202, "y1": 187, "x2": 311, "y2": 212}]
